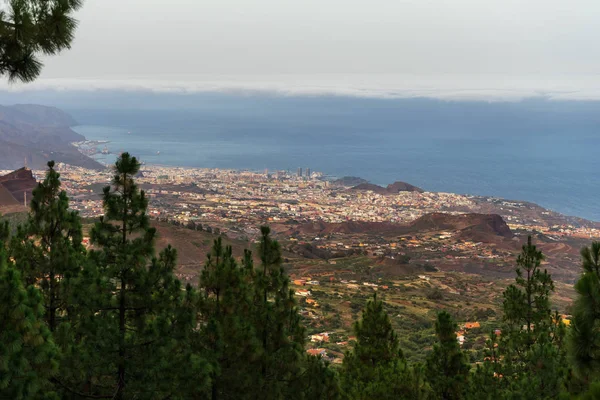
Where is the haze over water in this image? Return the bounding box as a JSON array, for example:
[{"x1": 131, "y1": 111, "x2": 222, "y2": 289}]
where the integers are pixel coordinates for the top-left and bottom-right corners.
[{"x1": 68, "y1": 94, "x2": 600, "y2": 222}]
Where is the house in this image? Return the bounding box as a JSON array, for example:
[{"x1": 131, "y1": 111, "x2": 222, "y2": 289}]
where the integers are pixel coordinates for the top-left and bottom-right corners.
[
  {"x1": 464, "y1": 322, "x2": 480, "y2": 329},
  {"x1": 554, "y1": 314, "x2": 571, "y2": 326},
  {"x1": 306, "y1": 348, "x2": 326, "y2": 357},
  {"x1": 310, "y1": 333, "x2": 330, "y2": 343},
  {"x1": 456, "y1": 334, "x2": 465, "y2": 346},
  {"x1": 293, "y1": 279, "x2": 306, "y2": 286},
  {"x1": 295, "y1": 289, "x2": 311, "y2": 297},
  {"x1": 306, "y1": 298, "x2": 319, "y2": 307}
]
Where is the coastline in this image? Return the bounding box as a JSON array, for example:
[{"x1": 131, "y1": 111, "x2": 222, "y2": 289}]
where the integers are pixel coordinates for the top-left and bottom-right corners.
[{"x1": 65, "y1": 139, "x2": 600, "y2": 227}]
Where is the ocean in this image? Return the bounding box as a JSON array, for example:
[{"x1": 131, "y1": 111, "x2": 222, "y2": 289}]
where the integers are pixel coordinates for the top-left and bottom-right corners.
[{"x1": 67, "y1": 94, "x2": 600, "y2": 222}]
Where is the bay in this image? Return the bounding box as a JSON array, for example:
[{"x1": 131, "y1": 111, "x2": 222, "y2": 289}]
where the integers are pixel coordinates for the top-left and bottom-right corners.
[{"x1": 68, "y1": 95, "x2": 600, "y2": 221}]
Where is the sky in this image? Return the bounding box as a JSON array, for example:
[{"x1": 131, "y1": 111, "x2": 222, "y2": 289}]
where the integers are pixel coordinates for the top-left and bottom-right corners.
[{"x1": 6, "y1": 0, "x2": 600, "y2": 100}]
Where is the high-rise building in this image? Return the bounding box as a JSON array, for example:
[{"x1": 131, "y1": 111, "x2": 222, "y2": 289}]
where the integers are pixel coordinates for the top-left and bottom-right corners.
[
  {"x1": 297, "y1": 167, "x2": 302, "y2": 178},
  {"x1": 306, "y1": 168, "x2": 311, "y2": 179}
]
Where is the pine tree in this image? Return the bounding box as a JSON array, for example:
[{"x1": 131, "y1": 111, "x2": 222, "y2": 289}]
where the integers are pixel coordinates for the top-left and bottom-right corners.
[
  {"x1": 198, "y1": 237, "x2": 261, "y2": 400},
  {"x1": 467, "y1": 331, "x2": 503, "y2": 400},
  {"x1": 426, "y1": 311, "x2": 470, "y2": 400},
  {"x1": 341, "y1": 294, "x2": 429, "y2": 399},
  {"x1": 501, "y1": 236, "x2": 553, "y2": 356},
  {"x1": 254, "y1": 226, "x2": 306, "y2": 399},
  {"x1": 296, "y1": 355, "x2": 341, "y2": 400},
  {"x1": 0, "y1": 216, "x2": 8, "y2": 242},
  {"x1": 0, "y1": 0, "x2": 83, "y2": 82},
  {"x1": 10, "y1": 161, "x2": 84, "y2": 332},
  {"x1": 199, "y1": 233, "x2": 341, "y2": 400},
  {"x1": 498, "y1": 235, "x2": 567, "y2": 399},
  {"x1": 0, "y1": 248, "x2": 59, "y2": 400},
  {"x1": 569, "y1": 242, "x2": 600, "y2": 383},
  {"x1": 80, "y1": 153, "x2": 209, "y2": 399}
]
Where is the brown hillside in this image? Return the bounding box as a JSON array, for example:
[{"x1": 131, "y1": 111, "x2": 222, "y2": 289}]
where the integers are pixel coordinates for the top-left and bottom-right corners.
[
  {"x1": 408, "y1": 213, "x2": 513, "y2": 238},
  {"x1": 0, "y1": 184, "x2": 19, "y2": 207},
  {"x1": 0, "y1": 168, "x2": 37, "y2": 205},
  {"x1": 350, "y1": 181, "x2": 424, "y2": 195},
  {"x1": 287, "y1": 213, "x2": 513, "y2": 241},
  {"x1": 386, "y1": 181, "x2": 424, "y2": 193},
  {"x1": 153, "y1": 222, "x2": 255, "y2": 281},
  {"x1": 349, "y1": 183, "x2": 388, "y2": 194}
]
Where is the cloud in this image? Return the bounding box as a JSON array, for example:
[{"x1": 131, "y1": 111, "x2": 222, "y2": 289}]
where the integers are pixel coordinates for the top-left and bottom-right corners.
[{"x1": 3, "y1": 74, "x2": 600, "y2": 102}]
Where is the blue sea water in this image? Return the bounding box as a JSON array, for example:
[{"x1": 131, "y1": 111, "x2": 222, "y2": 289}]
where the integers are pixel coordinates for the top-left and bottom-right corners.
[{"x1": 67, "y1": 95, "x2": 600, "y2": 221}]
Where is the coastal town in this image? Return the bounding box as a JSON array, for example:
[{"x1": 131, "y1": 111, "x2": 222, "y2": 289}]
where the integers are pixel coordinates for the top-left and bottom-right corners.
[
  {"x1": 0, "y1": 162, "x2": 595, "y2": 364},
  {"x1": 7, "y1": 162, "x2": 597, "y2": 238}
]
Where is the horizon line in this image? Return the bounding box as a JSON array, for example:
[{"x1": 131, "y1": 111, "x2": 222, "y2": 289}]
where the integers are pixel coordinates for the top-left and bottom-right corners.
[{"x1": 3, "y1": 74, "x2": 600, "y2": 102}]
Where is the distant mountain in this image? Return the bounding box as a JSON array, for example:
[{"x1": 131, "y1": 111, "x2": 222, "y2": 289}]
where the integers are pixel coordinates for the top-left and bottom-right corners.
[
  {"x1": 350, "y1": 181, "x2": 424, "y2": 194},
  {"x1": 0, "y1": 104, "x2": 103, "y2": 170},
  {"x1": 0, "y1": 104, "x2": 78, "y2": 127}
]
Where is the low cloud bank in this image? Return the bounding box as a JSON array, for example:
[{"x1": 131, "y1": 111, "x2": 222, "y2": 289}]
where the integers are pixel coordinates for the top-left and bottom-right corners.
[{"x1": 2, "y1": 74, "x2": 600, "y2": 101}]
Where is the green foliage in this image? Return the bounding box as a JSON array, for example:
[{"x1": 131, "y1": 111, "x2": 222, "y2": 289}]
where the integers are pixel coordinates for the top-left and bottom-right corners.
[
  {"x1": 502, "y1": 236, "x2": 554, "y2": 346},
  {"x1": 426, "y1": 311, "x2": 470, "y2": 400},
  {"x1": 467, "y1": 332, "x2": 503, "y2": 400},
  {"x1": 0, "y1": 249, "x2": 59, "y2": 400},
  {"x1": 497, "y1": 236, "x2": 568, "y2": 399},
  {"x1": 80, "y1": 153, "x2": 210, "y2": 399},
  {"x1": 10, "y1": 161, "x2": 84, "y2": 331},
  {"x1": 342, "y1": 294, "x2": 430, "y2": 399},
  {"x1": 0, "y1": 216, "x2": 8, "y2": 242},
  {"x1": 294, "y1": 356, "x2": 341, "y2": 400},
  {"x1": 254, "y1": 226, "x2": 306, "y2": 398},
  {"x1": 0, "y1": 0, "x2": 83, "y2": 82},
  {"x1": 570, "y1": 242, "x2": 600, "y2": 383},
  {"x1": 198, "y1": 238, "x2": 261, "y2": 399},
  {"x1": 579, "y1": 381, "x2": 600, "y2": 400}
]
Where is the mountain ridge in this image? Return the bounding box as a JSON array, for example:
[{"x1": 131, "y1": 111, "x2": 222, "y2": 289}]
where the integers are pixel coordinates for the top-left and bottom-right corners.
[{"x1": 0, "y1": 104, "x2": 103, "y2": 170}]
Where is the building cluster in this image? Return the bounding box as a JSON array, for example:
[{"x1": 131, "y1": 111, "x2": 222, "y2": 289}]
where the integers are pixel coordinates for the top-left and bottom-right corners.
[
  {"x1": 42, "y1": 165, "x2": 493, "y2": 225},
  {"x1": 19, "y1": 163, "x2": 597, "y2": 245}
]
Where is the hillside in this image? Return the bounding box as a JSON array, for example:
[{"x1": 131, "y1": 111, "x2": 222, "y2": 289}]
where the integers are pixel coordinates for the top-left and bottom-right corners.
[
  {"x1": 350, "y1": 180, "x2": 424, "y2": 194},
  {"x1": 0, "y1": 168, "x2": 37, "y2": 213},
  {"x1": 332, "y1": 176, "x2": 368, "y2": 186},
  {"x1": 386, "y1": 181, "x2": 424, "y2": 193},
  {"x1": 408, "y1": 212, "x2": 513, "y2": 238},
  {"x1": 0, "y1": 104, "x2": 103, "y2": 170},
  {"x1": 285, "y1": 212, "x2": 512, "y2": 241}
]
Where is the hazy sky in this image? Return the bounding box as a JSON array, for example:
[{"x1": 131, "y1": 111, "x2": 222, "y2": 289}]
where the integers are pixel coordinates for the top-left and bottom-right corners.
[{"x1": 11, "y1": 0, "x2": 600, "y2": 99}]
